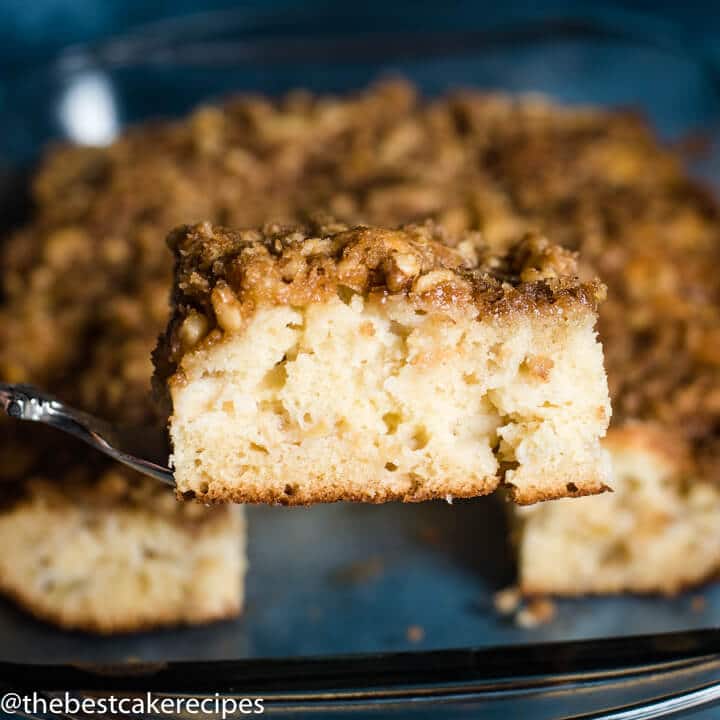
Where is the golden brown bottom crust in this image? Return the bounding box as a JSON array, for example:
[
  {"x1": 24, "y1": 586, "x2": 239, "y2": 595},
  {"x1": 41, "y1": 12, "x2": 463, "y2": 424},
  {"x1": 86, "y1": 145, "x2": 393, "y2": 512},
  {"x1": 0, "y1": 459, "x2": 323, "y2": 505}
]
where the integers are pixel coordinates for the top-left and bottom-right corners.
[
  {"x1": 508, "y1": 479, "x2": 612, "y2": 505},
  {"x1": 180, "y1": 477, "x2": 499, "y2": 506},
  {"x1": 181, "y1": 472, "x2": 610, "y2": 506}
]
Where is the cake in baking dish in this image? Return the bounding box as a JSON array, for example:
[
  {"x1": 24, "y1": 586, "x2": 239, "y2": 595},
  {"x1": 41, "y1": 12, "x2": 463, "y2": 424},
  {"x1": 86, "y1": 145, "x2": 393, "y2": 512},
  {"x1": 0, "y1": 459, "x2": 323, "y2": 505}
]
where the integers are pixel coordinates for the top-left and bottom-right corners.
[{"x1": 1, "y1": 79, "x2": 718, "y2": 610}]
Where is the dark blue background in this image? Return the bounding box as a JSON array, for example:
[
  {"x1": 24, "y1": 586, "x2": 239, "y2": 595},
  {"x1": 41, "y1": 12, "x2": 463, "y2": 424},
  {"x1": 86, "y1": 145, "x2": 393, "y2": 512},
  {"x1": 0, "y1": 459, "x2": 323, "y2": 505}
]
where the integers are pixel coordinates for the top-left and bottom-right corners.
[{"x1": 1, "y1": 0, "x2": 718, "y2": 68}]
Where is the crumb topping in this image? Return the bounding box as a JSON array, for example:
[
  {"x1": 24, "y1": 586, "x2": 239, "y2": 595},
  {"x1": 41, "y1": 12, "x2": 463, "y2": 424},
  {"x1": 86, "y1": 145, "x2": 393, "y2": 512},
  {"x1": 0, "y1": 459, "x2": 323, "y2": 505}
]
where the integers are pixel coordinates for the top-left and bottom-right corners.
[{"x1": 160, "y1": 221, "x2": 602, "y2": 369}]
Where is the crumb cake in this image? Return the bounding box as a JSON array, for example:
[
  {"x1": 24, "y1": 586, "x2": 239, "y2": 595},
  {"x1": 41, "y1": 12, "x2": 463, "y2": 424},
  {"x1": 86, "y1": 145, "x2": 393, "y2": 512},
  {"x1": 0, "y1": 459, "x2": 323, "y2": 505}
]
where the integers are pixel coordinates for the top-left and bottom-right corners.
[
  {"x1": 1, "y1": 79, "x2": 718, "y2": 599},
  {"x1": 0, "y1": 462, "x2": 245, "y2": 633},
  {"x1": 157, "y1": 221, "x2": 610, "y2": 505},
  {"x1": 518, "y1": 425, "x2": 720, "y2": 595},
  {"x1": 0, "y1": 408, "x2": 247, "y2": 634},
  {"x1": 465, "y1": 97, "x2": 720, "y2": 595}
]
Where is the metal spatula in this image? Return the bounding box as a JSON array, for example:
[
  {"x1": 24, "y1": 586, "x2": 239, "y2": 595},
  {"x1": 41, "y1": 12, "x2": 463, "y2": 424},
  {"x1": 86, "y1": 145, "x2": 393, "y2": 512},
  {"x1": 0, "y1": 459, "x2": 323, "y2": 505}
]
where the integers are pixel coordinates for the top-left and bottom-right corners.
[{"x1": 0, "y1": 382, "x2": 174, "y2": 486}]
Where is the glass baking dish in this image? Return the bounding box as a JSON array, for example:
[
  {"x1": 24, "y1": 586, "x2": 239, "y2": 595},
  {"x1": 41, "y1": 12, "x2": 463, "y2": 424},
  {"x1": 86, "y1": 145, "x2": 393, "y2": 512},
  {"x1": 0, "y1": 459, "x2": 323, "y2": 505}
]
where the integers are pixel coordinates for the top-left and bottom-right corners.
[{"x1": 1, "y1": 6, "x2": 719, "y2": 717}]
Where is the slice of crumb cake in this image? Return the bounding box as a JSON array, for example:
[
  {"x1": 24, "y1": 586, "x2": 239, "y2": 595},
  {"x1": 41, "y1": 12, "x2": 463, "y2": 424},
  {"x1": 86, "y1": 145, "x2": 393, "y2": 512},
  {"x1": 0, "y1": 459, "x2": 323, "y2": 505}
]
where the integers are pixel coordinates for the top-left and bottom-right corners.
[{"x1": 155, "y1": 221, "x2": 611, "y2": 505}]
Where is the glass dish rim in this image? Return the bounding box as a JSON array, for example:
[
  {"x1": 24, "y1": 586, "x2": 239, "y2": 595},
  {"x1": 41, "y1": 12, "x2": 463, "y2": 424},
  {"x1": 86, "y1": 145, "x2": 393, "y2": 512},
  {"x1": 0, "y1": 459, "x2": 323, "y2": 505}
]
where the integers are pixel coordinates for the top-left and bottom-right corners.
[{"x1": 1, "y1": 629, "x2": 719, "y2": 717}]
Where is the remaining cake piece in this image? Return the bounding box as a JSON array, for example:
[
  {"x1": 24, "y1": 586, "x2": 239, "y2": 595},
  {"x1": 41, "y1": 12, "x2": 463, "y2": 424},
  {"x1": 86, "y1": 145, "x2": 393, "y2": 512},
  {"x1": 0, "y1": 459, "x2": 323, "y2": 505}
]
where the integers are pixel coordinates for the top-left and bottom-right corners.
[
  {"x1": 517, "y1": 425, "x2": 720, "y2": 595},
  {"x1": 156, "y1": 220, "x2": 611, "y2": 506},
  {"x1": 451, "y1": 92, "x2": 720, "y2": 596},
  {"x1": 0, "y1": 462, "x2": 246, "y2": 634}
]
